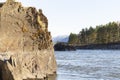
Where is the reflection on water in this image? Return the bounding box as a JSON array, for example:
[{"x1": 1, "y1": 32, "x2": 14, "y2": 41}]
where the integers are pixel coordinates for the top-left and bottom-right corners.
[{"x1": 46, "y1": 74, "x2": 57, "y2": 80}]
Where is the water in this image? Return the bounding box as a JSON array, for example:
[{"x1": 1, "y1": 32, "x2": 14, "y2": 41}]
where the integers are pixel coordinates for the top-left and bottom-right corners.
[{"x1": 52, "y1": 50, "x2": 120, "y2": 80}]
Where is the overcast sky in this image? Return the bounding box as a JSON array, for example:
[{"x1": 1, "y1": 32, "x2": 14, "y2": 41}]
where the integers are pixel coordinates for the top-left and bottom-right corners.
[{"x1": 1, "y1": 0, "x2": 120, "y2": 37}]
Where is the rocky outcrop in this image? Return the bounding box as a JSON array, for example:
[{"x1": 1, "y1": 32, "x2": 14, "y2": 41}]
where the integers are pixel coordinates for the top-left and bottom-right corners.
[
  {"x1": 54, "y1": 42, "x2": 76, "y2": 51},
  {"x1": 0, "y1": 0, "x2": 57, "y2": 80}
]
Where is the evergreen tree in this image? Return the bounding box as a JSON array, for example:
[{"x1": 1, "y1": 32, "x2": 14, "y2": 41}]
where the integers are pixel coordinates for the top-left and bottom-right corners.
[{"x1": 68, "y1": 22, "x2": 120, "y2": 45}]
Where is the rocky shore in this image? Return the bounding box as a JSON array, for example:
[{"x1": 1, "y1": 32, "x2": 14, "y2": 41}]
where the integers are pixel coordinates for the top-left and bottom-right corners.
[
  {"x1": 0, "y1": 0, "x2": 56, "y2": 80},
  {"x1": 54, "y1": 42, "x2": 120, "y2": 51},
  {"x1": 76, "y1": 42, "x2": 120, "y2": 50},
  {"x1": 54, "y1": 42, "x2": 76, "y2": 51}
]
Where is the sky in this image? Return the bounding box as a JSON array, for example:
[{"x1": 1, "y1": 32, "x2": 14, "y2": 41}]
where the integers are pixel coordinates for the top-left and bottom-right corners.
[{"x1": 1, "y1": 0, "x2": 120, "y2": 37}]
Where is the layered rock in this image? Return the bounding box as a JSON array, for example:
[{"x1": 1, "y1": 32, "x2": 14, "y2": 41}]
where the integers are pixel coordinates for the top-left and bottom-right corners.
[{"x1": 0, "y1": 0, "x2": 57, "y2": 80}]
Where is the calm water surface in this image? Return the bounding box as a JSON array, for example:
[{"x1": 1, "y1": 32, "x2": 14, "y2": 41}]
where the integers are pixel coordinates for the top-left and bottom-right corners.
[{"x1": 50, "y1": 50, "x2": 120, "y2": 80}]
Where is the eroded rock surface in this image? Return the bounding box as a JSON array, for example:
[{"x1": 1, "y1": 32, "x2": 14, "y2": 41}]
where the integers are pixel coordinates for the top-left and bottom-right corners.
[{"x1": 0, "y1": 0, "x2": 57, "y2": 80}]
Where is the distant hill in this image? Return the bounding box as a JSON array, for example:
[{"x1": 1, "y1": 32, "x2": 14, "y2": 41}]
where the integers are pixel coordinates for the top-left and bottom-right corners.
[{"x1": 52, "y1": 35, "x2": 69, "y2": 43}]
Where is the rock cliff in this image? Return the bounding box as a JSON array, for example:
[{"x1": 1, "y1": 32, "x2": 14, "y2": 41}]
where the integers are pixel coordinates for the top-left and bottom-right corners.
[{"x1": 0, "y1": 0, "x2": 57, "y2": 80}]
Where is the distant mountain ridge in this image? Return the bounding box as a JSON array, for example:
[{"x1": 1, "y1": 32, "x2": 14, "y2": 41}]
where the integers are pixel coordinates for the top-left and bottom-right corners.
[{"x1": 52, "y1": 35, "x2": 69, "y2": 43}]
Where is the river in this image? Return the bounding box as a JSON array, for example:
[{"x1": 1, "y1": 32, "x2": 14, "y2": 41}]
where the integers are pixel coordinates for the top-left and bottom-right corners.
[{"x1": 48, "y1": 50, "x2": 120, "y2": 80}]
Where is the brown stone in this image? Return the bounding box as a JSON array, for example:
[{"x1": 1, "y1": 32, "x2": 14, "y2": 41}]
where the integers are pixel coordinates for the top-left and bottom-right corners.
[{"x1": 0, "y1": 0, "x2": 57, "y2": 80}]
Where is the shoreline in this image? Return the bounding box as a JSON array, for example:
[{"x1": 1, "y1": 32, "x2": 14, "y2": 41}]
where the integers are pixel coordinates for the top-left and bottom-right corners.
[
  {"x1": 54, "y1": 42, "x2": 120, "y2": 51},
  {"x1": 76, "y1": 42, "x2": 120, "y2": 50}
]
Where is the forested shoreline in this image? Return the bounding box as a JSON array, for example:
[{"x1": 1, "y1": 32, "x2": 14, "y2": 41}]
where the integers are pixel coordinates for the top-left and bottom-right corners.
[
  {"x1": 54, "y1": 22, "x2": 120, "y2": 51},
  {"x1": 68, "y1": 22, "x2": 120, "y2": 46}
]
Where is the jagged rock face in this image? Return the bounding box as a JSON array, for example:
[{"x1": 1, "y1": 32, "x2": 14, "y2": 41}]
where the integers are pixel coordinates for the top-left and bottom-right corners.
[{"x1": 0, "y1": 0, "x2": 57, "y2": 80}]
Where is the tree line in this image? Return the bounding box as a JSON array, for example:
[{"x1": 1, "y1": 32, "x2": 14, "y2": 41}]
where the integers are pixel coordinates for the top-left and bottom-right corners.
[{"x1": 68, "y1": 22, "x2": 120, "y2": 45}]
